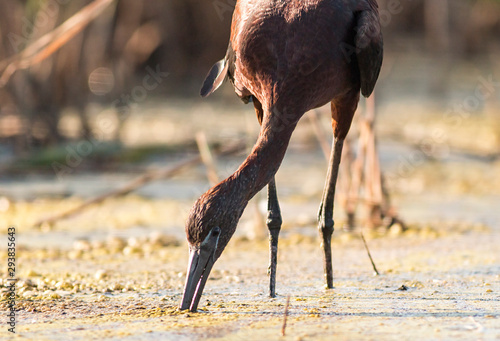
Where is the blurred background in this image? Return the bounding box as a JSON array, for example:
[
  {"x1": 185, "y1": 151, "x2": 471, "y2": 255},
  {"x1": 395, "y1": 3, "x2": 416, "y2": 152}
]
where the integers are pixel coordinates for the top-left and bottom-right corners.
[{"x1": 0, "y1": 0, "x2": 500, "y2": 244}]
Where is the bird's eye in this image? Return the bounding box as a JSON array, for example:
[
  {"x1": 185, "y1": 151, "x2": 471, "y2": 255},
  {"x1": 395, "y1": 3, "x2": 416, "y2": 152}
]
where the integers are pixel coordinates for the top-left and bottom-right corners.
[{"x1": 212, "y1": 227, "x2": 220, "y2": 237}]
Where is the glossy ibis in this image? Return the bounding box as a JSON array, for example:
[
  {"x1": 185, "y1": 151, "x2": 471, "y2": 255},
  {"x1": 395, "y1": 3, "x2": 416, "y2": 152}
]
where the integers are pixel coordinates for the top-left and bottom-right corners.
[{"x1": 180, "y1": 0, "x2": 383, "y2": 311}]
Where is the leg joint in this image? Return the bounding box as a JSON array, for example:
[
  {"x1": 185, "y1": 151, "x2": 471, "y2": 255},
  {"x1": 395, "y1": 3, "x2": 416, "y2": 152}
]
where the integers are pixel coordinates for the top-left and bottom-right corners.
[
  {"x1": 318, "y1": 216, "x2": 334, "y2": 235},
  {"x1": 266, "y1": 214, "x2": 282, "y2": 232}
]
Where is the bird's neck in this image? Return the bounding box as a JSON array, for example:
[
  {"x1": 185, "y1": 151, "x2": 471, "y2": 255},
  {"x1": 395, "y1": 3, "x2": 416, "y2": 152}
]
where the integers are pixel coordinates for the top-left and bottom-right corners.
[
  {"x1": 190, "y1": 108, "x2": 301, "y2": 258},
  {"x1": 203, "y1": 110, "x2": 300, "y2": 233},
  {"x1": 225, "y1": 114, "x2": 298, "y2": 203}
]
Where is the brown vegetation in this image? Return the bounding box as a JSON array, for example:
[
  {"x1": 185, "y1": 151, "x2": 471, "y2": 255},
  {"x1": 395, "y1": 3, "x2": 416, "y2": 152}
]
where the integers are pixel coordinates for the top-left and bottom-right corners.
[{"x1": 0, "y1": 0, "x2": 499, "y2": 151}]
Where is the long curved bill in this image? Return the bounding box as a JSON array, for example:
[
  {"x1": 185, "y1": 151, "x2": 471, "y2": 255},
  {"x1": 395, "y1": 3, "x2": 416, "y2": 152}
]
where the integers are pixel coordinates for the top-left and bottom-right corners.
[{"x1": 179, "y1": 247, "x2": 216, "y2": 311}]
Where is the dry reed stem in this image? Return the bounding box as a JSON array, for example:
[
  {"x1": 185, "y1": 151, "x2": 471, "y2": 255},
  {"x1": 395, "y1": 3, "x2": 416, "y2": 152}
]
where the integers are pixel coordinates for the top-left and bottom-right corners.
[
  {"x1": 0, "y1": 0, "x2": 116, "y2": 87},
  {"x1": 281, "y1": 294, "x2": 291, "y2": 337},
  {"x1": 195, "y1": 131, "x2": 220, "y2": 186},
  {"x1": 360, "y1": 232, "x2": 380, "y2": 276}
]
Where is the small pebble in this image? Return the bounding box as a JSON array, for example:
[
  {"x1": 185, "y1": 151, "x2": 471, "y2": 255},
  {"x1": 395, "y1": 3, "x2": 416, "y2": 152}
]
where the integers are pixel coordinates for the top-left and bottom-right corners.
[
  {"x1": 127, "y1": 237, "x2": 142, "y2": 248},
  {"x1": 25, "y1": 269, "x2": 40, "y2": 277},
  {"x1": 22, "y1": 291, "x2": 37, "y2": 299},
  {"x1": 43, "y1": 290, "x2": 61, "y2": 299},
  {"x1": 73, "y1": 239, "x2": 92, "y2": 251},
  {"x1": 110, "y1": 283, "x2": 124, "y2": 291},
  {"x1": 389, "y1": 223, "x2": 404, "y2": 236},
  {"x1": 107, "y1": 236, "x2": 127, "y2": 251},
  {"x1": 95, "y1": 269, "x2": 109, "y2": 280},
  {"x1": 96, "y1": 294, "x2": 109, "y2": 302},
  {"x1": 123, "y1": 246, "x2": 142, "y2": 256}
]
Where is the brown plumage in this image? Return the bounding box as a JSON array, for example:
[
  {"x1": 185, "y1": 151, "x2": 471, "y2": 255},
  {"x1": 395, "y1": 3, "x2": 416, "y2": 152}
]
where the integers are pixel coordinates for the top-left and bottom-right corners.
[{"x1": 181, "y1": 0, "x2": 383, "y2": 312}]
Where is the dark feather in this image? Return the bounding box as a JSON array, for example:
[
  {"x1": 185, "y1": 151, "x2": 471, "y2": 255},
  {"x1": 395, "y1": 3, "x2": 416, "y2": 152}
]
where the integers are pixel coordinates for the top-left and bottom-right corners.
[
  {"x1": 355, "y1": 9, "x2": 383, "y2": 98},
  {"x1": 200, "y1": 59, "x2": 228, "y2": 97},
  {"x1": 200, "y1": 45, "x2": 242, "y2": 100}
]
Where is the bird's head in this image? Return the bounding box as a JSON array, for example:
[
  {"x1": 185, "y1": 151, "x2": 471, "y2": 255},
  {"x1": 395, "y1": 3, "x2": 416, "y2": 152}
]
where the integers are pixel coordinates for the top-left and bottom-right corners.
[
  {"x1": 179, "y1": 186, "x2": 243, "y2": 311},
  {"x1": 179, "y1": 223, "x2": 221, "y2": 312}
]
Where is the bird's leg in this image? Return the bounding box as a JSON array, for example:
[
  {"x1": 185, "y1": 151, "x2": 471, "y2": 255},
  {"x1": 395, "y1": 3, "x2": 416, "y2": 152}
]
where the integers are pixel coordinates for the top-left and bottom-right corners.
[
  {"x1": 318, "y1": 137, "x2": 344, "y2": 289},
  {"x1": 267, "y1": 177, "x2": 282, "y2": 298},
  {"x1": 252, "y1": 96, "x2": 283, "y2": 297}
]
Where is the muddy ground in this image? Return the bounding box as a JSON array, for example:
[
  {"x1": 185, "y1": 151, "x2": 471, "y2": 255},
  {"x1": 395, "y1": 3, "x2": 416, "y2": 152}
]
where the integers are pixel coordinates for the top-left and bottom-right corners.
[
  {"x1": 0, "y1": 218, "x2": 498, "y2": 340},
  {"x1": 1, "y1": 143, "x2": 499, "y2": 341}
]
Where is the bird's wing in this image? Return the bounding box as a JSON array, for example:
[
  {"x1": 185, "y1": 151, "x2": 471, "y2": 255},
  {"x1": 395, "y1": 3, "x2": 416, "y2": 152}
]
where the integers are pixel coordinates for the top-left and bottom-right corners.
[
  {"x1": 355, "y1": 7, "x2": 383, "y2": 98},
  {"x1": 200, "y1": 44, "x2": 252, "y2": 104},
  {"x1": 200, "y1": 44, "x2": 238, "y2": 98}
]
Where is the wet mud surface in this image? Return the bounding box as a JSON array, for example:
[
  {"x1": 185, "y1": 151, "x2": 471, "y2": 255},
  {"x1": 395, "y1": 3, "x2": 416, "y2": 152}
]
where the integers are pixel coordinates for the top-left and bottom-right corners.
[{"x1": 0, "y1": 213, "x2": 498, "y2": 340}]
